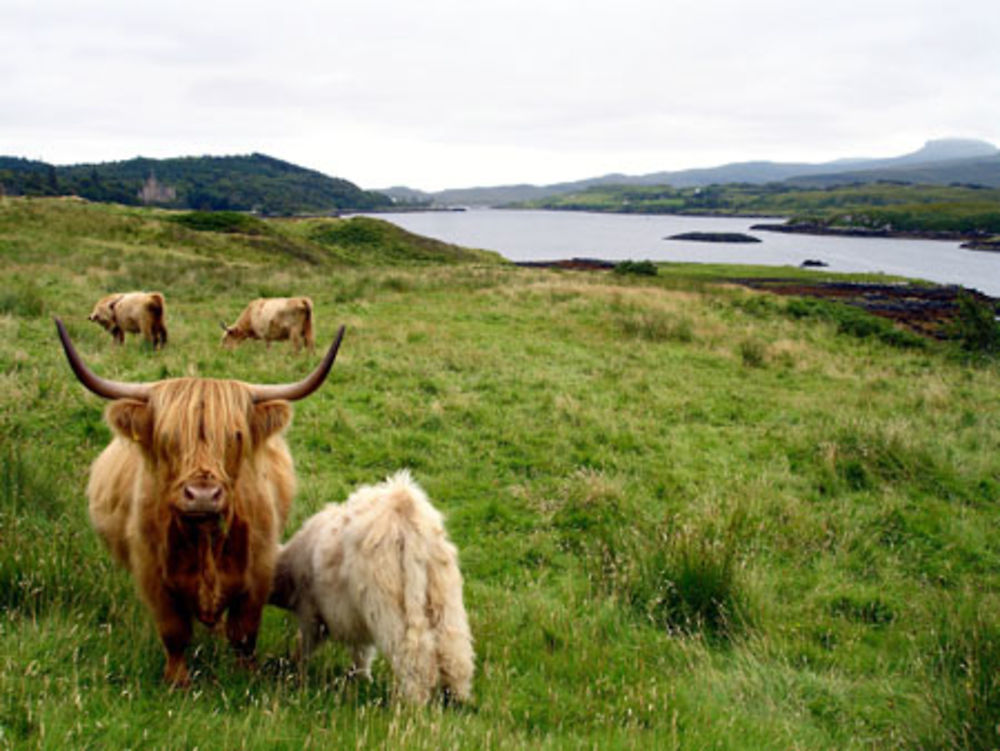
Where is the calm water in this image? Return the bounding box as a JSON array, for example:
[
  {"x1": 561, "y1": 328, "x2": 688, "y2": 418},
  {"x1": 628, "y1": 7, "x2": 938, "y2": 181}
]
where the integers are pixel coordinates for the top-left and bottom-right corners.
[{"x1": 364, "y1": 209, "x2": 1000, "y2": 297}]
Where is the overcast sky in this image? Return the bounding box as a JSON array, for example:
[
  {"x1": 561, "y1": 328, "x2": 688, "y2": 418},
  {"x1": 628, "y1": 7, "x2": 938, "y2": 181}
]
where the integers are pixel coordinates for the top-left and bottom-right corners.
[{"x1": 3, "y1": 0, "x2": 999, "y2": 191}]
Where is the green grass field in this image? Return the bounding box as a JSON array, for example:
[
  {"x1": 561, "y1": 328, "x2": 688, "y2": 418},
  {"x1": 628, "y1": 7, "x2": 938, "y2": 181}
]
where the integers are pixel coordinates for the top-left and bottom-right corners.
[{"x1": 1, "y1": 197, "x2": 999, "y2": 749}]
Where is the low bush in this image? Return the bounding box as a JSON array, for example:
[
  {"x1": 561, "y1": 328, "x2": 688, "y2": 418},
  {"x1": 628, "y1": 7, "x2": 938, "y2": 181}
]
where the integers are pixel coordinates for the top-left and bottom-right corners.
[
  {"x1": 949, "y1": 292, "x2": 1000, "y2": 357},
  {"x1": 614, "y1": 260, "x2": 658, "y2": 276},
  {"x1": 170, "y1": 210, "x2": 267, "y2": 235}
]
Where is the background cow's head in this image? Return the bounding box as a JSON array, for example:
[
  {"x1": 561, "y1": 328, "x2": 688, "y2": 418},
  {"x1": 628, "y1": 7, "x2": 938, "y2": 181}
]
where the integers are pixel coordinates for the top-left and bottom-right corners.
[
  {"x1": 56, "y1": 318, "x2": 344, "y2": 519},
  {"x1": 219, "y1": 321, "x2": 244, "y2": 348},
  {"x1": 88, "y1": 296, "x2": 119, "y2": 330}
]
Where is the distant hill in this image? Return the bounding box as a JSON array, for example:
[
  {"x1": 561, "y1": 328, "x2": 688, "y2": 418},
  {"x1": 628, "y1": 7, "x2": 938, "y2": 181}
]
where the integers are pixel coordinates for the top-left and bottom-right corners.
[
  {"x1": 786, "y1": 154, "x2": 1000, "y2": 189},
  {"x1": 0, "y1": 153, "x2": 392, "y2": 215},
  {"x1": 381, "y1": 138, "x2": 1000, "y2": 206}
]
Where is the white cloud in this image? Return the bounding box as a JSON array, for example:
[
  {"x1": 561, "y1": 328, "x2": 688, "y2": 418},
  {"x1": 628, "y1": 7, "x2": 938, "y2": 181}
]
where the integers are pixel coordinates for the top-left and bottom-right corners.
[{"x1": 1, "y1": 0, "x2": 998, "y2": 190}]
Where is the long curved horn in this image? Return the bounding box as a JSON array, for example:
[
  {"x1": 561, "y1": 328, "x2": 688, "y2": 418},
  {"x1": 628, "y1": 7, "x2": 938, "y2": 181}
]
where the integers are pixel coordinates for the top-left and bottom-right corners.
[
  {"x1": 54, "y1": 317, "x2": 152, "y2": 401},
  {"x1": 247, "y1": 325, "x2": 345, "y2": 403}
]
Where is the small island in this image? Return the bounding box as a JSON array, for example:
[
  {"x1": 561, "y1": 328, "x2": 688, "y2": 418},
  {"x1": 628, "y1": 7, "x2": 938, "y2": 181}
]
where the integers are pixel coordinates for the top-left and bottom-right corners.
[
  {"x1": 961, "y1": 237, "x2": 1000, "y2": 252},
  {"x1": 666, "y1": 231, "x2": 761, "y2": 243}
]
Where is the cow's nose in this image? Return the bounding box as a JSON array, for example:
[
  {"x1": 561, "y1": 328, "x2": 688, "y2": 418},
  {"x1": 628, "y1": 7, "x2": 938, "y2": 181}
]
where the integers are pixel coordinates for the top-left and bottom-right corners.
[{"x1": 181, "y1": 482, "x2": 224, "y2": 515}]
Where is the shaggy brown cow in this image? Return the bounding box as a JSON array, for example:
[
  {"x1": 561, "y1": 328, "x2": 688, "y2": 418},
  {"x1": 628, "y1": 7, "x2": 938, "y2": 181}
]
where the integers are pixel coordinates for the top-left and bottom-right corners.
[
  {"x1": 88, "y1": 291, "x2": 168, "y2": 349},
  {"x1": 221, "y1": 297, "x2": 314, "y2": 353},
  {"x1": 55, "y1": 317, "x2": 344, "y2": 686}
]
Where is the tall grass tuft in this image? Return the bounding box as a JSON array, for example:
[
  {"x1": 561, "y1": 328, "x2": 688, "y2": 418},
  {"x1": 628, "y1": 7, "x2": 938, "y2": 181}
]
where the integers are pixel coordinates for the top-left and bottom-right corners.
[
  {"x1": 924, "y1": 595, "x2": 1000, "y2": 750},
  {"x1": 0, "y1": 444, "x2": 106, "y2": 618},
  {"x1": 617, "y1": 310, "x2": 694, "y2": 343},
  {"x1": 553, "y1": 475, "x2": 748, "y2": 642},
  {"x1": 739, "y1": 337, "x2": 767, "y2": 368},
  {"x1": 0, "y1": 443, "x2": 62, "y2": 519},
  {"x1": 623, "y1": 520, "x2": 747, "y2": 641},
  {"x1": 0, "y1": 279, "x2": 45, "y2": 318}
]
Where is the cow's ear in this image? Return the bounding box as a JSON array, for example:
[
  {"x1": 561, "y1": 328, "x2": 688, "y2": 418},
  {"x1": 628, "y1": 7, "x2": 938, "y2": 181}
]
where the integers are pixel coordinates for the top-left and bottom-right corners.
[
  {"x1": 251, "y1": 401, "x2": 292, "y2": 444},
  {"x1": 106, "y1": 400, "x2": 153, "y2": 446}
]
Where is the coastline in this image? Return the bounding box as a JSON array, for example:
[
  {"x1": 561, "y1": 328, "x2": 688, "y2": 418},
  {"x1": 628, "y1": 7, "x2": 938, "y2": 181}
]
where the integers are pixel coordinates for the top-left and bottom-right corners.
[{"x1": 751, "y1": 221, "x2": 1000, "y2": 251}]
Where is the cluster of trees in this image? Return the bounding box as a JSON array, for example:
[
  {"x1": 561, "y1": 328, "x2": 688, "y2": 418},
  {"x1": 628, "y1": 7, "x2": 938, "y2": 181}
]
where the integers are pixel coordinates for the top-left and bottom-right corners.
[{"x1": 0, "y1": 153, "x2": 392, "y2": 215}]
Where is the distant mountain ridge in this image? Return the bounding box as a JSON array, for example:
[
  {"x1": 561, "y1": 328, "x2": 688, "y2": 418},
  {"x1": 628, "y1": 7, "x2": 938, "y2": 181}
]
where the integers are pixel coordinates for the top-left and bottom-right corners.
[
  {"x1": 0, "y1": 153, "x2": 392, "y2": 214},
  {"x1": 382, "y1": 138, "x2": 1000, "y2": 206}
]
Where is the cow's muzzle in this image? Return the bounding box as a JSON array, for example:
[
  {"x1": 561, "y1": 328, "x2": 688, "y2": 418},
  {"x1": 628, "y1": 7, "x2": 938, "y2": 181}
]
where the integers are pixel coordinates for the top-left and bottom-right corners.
[{"x1": 179, "y1": 481, "x2": 225, "y2": 517}]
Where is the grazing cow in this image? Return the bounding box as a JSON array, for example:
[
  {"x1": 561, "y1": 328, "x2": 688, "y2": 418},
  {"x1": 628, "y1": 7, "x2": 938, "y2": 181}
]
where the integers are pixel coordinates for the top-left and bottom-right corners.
[
  {"x1": 88, "y1": 291, "x2": 168, "y2": 349},
  {"x1": 221, "y1": 297, "x2": 314, "y2": 353},
  {"x1": 55, "y1": 317, "x2": 345, "y2": 686},
  {"x1": 270, "y1": 471, "x2": 474, "y2": 704}
]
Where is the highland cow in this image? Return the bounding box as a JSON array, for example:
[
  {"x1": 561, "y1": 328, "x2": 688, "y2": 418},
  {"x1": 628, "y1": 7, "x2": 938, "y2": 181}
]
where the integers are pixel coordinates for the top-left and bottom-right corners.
[
  {"x1": 270, "y1": 471, "x2": 474, "y2": 704},
  {"x1": 56, "y1": 317, "x2": 345, "y2": 685},
  {"x1": 221, "y1": 297, "x2": 314, "y2": 353},
  {"x1": 88, "y1": 291, "x2": 168, "y2": 349}
]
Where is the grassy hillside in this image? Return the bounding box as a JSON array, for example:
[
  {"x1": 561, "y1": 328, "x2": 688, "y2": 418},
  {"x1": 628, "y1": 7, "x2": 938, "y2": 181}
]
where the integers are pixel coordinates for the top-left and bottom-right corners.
[
  {"x1": 0, "y1": 153, "x2": 393, "y2": 214},
  {"x1": 2, "y1": 198, "x2": 999, "y2": 749},
  {"x1": 787, "y1": 155, "x2": 1000, "y2": 190}
]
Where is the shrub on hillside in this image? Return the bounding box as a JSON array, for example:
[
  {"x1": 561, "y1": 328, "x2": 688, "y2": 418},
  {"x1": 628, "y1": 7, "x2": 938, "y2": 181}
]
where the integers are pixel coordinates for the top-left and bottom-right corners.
[
  {"x1": 614, "y1": 260, "x2": 658, "y2": 276},
  {"x1": 170, "y1": 210, "x2": 267, "y2": 235},
  {"x1": 949, "y1": 292, "x2": 1000, "y2": 356}
]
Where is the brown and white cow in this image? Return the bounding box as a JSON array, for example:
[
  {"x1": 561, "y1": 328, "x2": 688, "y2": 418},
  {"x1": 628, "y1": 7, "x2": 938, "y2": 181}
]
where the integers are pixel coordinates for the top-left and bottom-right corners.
[
  {"x1": 88, "y1": 291, "x2": 168, "y2": 349},
  {"x1": 221, "y1": 297, "x2": 314, "y2": 353},
  {"x1": 55, "y1": 317, "x2": 344, "y2": 686}
]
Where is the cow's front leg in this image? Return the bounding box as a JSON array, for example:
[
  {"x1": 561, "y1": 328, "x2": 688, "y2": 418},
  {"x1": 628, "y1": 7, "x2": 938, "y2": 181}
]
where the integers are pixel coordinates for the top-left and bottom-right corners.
[
  {"x1": 156, "y1": 607, "x2": 194, "y2": 687},
  {"x1": 226, "y1": 592, "x2": 264, "y2": 668}
]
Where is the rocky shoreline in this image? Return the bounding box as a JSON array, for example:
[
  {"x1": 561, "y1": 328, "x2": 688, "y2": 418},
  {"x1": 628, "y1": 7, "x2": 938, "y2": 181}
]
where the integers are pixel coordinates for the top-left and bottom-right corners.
[
  {"x1": 513, "y1": 259, "x2": 998, "y2": 338},
  {"x1": 960, "y1": 238, "x2": 1000, "y2": 252},
  {"x1": 751, "y1": 221, "x2": 1000, "y2": 250},
  {"x1": 731, "y1": 279, "x2": 997, "y2": 338}
]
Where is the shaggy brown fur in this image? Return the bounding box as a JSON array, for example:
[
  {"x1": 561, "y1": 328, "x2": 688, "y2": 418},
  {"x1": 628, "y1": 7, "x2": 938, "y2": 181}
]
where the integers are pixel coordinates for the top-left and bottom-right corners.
[
  {"x1": 87, "y1": 378, "x2": 296, "y2": 685},
  {"x1": 270, "y1": 471, "x2": 474, "y2": 704},
  {"x1": 89, "y1": 291, "x2": 167, "y2": 348},
  {"x1": 222, "y1": 297, "x2": 314, "y2": 353}
]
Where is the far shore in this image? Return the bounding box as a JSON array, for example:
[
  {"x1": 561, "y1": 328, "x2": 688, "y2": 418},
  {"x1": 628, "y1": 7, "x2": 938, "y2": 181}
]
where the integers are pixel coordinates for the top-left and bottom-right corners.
[{"x1": 751, "y1": 221, "x2": 999, "y2": 251}]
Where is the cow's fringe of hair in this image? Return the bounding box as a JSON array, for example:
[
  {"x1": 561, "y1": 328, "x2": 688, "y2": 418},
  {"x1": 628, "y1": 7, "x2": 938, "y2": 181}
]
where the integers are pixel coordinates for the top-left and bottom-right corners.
[{"x1": 146, "y1": 379, "x2": 255, "y2": 477}]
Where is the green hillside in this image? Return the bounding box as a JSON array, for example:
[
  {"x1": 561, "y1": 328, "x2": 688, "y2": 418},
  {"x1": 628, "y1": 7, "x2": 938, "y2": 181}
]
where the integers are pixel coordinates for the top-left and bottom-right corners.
[
  {"x1": 521, "y1": 182, "x2": 1000, "y2": 235},
  {"x1": 1, "y1": 197, "x2": 999, "y2": 748},
  {"x1": 0, "y1": 153, "x2": 393, "y2": 215},
  {"x1": 0, "y1": 197, "x2": 498, "y2": 269}
]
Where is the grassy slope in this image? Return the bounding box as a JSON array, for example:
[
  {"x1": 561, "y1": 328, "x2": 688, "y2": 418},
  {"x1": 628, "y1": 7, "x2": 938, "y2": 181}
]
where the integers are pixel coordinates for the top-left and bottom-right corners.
[
  {"x1": 523, "y1": 183, "x2": 1000, "y2": 235},
  {"x1": 1, "y1": 197, "x2": 999, "y2": 749}
]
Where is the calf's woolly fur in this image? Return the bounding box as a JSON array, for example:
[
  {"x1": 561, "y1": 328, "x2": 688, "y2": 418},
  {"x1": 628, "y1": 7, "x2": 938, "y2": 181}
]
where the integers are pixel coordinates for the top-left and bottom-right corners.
[{"x1": 270, "y1": 470, "x2": 474, "y2": 704}]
